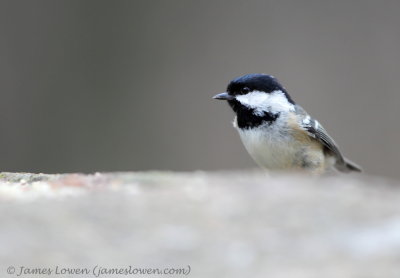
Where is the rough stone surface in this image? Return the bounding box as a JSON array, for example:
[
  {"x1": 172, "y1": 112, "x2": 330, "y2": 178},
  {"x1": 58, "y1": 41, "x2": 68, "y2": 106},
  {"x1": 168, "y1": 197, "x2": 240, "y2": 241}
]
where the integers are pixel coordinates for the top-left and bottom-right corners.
[{"x1": 0, "y1": 171, "x2": 400, "y2": 278}]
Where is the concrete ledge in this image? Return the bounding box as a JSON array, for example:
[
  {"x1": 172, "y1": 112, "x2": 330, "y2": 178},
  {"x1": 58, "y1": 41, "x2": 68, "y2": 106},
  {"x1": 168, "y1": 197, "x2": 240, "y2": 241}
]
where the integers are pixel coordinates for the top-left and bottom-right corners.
[{"x1": 0, "y1": 171, "x2": 399, "y2": 277}]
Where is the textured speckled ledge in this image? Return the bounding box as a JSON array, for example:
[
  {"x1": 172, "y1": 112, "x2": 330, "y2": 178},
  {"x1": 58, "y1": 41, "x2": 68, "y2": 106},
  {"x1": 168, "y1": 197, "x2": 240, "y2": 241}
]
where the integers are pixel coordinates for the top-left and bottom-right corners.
[{"x1": 0, "y1": 171, "x2": 399, "y2": 277}]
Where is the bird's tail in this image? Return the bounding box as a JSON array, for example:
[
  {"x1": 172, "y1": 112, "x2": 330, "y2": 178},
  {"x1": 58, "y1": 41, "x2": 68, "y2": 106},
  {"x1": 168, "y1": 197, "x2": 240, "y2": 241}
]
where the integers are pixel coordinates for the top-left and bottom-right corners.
[{"x1": 335, "y1": 157, "x2": 362, "y2": 173}]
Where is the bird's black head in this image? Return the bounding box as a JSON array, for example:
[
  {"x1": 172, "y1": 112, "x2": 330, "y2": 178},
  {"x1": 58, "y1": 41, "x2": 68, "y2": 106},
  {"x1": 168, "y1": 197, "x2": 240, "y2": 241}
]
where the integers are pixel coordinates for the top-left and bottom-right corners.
[
  {"x1": 213, "y1": 74, "x2": 295, "y2": 129},
  {"x1": 229, "y1": 74, "x2": 285, "y2": 95},
  {"x1": 225, "y1": 74, "x2": 294, "y2": 102}
]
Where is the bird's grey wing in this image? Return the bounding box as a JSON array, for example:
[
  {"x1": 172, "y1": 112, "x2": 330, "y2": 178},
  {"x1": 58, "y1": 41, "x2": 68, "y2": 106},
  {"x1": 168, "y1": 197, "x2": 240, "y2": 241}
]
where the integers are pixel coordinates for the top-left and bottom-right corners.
[
  {"x1": 295, "y1": 105, "x2": 361, "y2": 172},
  {"x1": 295, "y1": 105, "x2": 345, "y2": 163}
]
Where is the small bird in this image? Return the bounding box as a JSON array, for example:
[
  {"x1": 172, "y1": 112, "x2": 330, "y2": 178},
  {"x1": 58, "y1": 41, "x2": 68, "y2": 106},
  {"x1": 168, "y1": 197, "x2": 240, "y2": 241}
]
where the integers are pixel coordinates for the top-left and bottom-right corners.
[{"x1": 213, "y1": 74, "x2": 361, "y2": 174}]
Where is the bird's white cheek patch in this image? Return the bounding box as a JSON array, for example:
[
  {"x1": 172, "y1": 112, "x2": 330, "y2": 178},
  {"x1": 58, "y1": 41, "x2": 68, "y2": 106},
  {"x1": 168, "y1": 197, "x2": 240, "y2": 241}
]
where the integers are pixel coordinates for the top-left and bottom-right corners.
[
  {"x1": 235, "y1": 90, "x2": 294, "y2": 115},
  {"x1": 236, "y1": 91, "x2": 270, "y2": 109}
]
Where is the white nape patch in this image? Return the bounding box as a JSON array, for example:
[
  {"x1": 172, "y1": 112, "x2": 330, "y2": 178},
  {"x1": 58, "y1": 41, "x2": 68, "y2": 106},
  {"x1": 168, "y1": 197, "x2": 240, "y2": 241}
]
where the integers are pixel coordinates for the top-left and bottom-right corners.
[{"x1": 235, "y1": 90, "x2": 294, "y2": 116}]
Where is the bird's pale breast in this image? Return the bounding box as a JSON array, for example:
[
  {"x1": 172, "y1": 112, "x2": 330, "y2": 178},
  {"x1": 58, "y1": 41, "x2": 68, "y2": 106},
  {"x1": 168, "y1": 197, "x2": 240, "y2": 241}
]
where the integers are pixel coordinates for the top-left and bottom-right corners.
[{"x1": 234, "y1": 114, "x2": 327, "y2": 174}]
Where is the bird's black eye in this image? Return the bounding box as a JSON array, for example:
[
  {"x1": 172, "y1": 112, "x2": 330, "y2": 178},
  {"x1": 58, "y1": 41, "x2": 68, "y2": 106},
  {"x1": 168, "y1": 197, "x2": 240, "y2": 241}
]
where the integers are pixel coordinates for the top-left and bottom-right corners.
[{"x1": 242, "y1": 87, "x2": 250, "y2": 94}]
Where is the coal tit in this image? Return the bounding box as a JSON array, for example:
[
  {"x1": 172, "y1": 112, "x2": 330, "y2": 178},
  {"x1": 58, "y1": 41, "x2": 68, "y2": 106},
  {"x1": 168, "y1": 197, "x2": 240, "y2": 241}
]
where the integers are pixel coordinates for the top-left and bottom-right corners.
[{"x1": 213, "y1": 73, "x2": 361, "y2": 174}]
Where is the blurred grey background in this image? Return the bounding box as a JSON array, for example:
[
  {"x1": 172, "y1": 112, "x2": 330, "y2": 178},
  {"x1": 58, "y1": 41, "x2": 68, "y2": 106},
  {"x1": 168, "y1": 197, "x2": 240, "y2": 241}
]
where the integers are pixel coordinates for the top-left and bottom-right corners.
[{"x1": 0, "y1": 0, "x2": 399, "y2": 178}]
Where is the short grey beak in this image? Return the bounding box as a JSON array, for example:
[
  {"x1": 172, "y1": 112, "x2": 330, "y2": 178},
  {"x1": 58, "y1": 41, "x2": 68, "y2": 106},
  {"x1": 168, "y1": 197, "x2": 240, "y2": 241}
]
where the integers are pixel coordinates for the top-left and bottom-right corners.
[{"x1": 213, "y1": 92, "x2": 234, "y2": 100}]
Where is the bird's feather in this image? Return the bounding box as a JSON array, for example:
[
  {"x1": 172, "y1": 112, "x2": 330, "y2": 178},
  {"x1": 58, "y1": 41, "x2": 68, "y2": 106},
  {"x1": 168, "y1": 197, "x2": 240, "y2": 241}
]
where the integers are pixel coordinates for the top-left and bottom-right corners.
[{"x1": 295, "y1": 105, "x2": 361, "y2": 172}]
